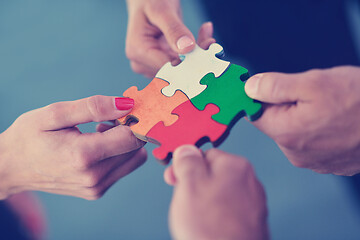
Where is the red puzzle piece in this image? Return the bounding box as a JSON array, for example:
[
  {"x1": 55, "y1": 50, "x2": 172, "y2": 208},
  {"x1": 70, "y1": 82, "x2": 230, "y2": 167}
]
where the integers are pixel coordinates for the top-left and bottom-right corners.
[{"x1": 146, "y1": 101, "x2": 228, "y2": 161}]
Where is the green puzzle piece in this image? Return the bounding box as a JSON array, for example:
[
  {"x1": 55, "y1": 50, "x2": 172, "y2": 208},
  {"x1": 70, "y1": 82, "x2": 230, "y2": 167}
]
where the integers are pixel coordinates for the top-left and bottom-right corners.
[{"x1": 191, "y1": 64, "x2": 263, "y2": 125}]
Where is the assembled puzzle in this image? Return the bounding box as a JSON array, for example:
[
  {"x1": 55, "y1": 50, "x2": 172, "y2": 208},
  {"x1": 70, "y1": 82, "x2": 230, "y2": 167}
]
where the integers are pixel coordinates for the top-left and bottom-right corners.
[{"x1": 119, "y1": 43, "x2": 263, "y2": 162}]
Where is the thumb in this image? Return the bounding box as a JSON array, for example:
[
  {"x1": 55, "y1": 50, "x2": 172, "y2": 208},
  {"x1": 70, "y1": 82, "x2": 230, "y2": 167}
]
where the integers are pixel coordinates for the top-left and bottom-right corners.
[
  {"x1": 146, "y1": 3, "x2": 195, "y2": 54},
  {"x1": 40, "y1": 95, "x2": 134, "y2": 130},
  {"x1": 172, "y1": 145, "x2": 208, "y2": 185},
  {"x1": 245, "y1": 72, "x2": 305, "y2": 104}
]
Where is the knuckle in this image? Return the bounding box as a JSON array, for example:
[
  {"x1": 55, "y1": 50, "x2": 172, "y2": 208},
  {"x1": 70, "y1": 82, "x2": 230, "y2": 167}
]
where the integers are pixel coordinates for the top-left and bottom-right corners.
[
  {"x1": 291, "y1": 159, "x2": 310, "y2": 169},
  {"x1": 313, "y1": 168, "x2": 332, "y2": 174},
  {"x1": 275, "y1": 134, "x2": 304, "y2": 150},
  {"x1": 137, "y1": 148, "x2": 148, "y2": 163},
  {"x1": 45, "y1": 102, "x2": 66, "y2": 125},
  {"x1": 304, "y1": 69, "x2": 327, "y2": 88},
  {"x1": 125, "y1": 44, "x2": 139, "y2": 61},
  {"x1": 336, "y1": 170, "x2": 357, "y2": 176},
  {"x1": 85, "y1": 187, "x2": 104, "y2": 200},
  {"x1": 82, "y1": 172, "x2": 101, "y2": 188},
  {"x1": 130, "y1": 62, "x2": 146, "y2": 75},
  {"x1": 73, "y1": 146, "x2": 93, "y2": 170},
  {"x1": 307, "y1": 68, "x2": 325, "y2": 80},
  {"x1": 86, "y1": 95, "x2": 107, "y2": 122},
  {"x1": 276, "y1": 135, "x2": 295, "y2": 149},
  {"x1": 13, "y1": 111, "x2": 31, "y2": 126},
  {"x1": 117, "y1": 126, "x2": 145, "y2": 152},
  {"x1": 232, "y1": 157, "x2": 254, "y2": 174}
]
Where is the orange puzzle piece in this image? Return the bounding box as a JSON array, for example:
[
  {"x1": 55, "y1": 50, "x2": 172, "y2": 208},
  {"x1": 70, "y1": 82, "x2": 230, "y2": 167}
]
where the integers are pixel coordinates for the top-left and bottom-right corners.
[{"x1": 118, "y1": 78, "x2": 189, "y2": 141}]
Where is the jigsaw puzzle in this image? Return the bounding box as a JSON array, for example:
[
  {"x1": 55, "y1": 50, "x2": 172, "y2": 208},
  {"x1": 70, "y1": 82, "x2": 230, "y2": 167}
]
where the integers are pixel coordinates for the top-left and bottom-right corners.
[
  {"x1": 191, "y1": 64, "x2": 263, "y2": 125},
  {"x1": 118, "y1": 78, "x2": 188, "y2": 141},
  {"x1": 119, "y1": 43, "x2": 263, "y2": 161},
  {"x1": 146, "y1": 101, "x2": 228, "y2": 160},
  {"x1": 156, "y1": 43, "x2": 230, "y2": 99}
]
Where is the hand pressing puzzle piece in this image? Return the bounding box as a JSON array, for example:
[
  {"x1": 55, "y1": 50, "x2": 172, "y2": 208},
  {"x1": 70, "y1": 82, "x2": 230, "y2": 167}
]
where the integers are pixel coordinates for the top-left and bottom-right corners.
[
  {"x1": 156, "y1": 43, "x2": 230, "y2": 99},
  {"x1": 119, "y1": 43, "x2": 263, "y2": 161},
  {"x1": 191, "y1": 64, "x2": 263, "y2": 125},
  {"x1": 146, "y1": 101, "x2": 228, "y2": 161},
  {"x1": 118, "y1": 78, "x2": 189, "y2": 141}
]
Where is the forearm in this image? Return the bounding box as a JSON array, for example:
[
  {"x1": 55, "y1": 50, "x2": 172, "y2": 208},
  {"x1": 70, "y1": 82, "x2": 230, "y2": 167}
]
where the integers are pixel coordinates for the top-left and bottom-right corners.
[{"x1": 0, "y1": 132, "x2": 13, "y2": 199}]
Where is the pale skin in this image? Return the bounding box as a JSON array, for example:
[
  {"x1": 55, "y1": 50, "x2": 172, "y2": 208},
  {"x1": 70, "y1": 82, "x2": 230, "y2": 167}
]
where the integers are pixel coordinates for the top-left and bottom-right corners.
[
  {"x1": 245, "y1": 66, "x2": 360, "y2": 176},
  {"x1": 165, "y1": 145, "x2": 269, "y2": 240},
  {"x1": 126, "y1": 0, "x2": 215, "y2": 78},
  {"x1": 0, "y1": 95, "x2": 147, "y2": 200},
  {"x1": 125, "y1": 0, "x2": 360, "y2": 176}
]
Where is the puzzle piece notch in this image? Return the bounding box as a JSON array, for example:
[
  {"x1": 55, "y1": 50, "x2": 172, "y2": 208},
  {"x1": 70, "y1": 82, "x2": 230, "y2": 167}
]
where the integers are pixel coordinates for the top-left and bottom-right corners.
[
  {"x1": 156, "y1": 43, "x2": 231, "y2": 99},
  {"x1": 191, "y1": 64, "x2": 263, "y2": 126},
  {"x1": 146, "y1": 101, "x2": 228, "y2": 161},
  {"x1": 118, "y1": 78, "x2": 189, "y2": 141}
]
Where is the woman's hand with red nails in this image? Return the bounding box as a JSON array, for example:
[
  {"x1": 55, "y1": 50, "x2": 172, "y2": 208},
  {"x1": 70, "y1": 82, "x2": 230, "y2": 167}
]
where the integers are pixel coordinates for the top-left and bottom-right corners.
[{"x1": 0, "y1": 95, "x2": 146, "y2": 200}]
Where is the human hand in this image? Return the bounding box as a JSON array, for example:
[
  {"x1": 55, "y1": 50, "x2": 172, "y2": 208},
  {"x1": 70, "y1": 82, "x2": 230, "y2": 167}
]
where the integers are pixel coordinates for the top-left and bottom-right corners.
[
  {"x1": 125, "y1": 0, "x2": 215, "y2": 78},
  {"x1": 165, "y1": 145, "x2": 268, "y2": 240},
  {"x1": 245, "y1": 66, "x2": 360, "y2": 176},
  {"x1": 0, "y1": 95, "x2": 147, "y2": 200}
]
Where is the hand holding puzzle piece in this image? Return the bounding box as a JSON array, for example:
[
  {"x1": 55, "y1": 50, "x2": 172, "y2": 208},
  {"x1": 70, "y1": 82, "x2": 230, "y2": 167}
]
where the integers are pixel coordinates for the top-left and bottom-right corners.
[{"x1": 119, "y1": 43, "x2": 263, "y2": 162}]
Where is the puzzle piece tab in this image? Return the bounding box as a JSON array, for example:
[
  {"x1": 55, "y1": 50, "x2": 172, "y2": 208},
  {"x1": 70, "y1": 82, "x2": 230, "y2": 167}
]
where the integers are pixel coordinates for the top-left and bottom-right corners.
[
  {"x1": 118, "y1": 78, "x2": 189, "y2": 141},
  {"x1": 156, "y1": 43, "x2": 230, "y2": 99},
  {"x1": 191, "y1": 64, "x2": 263, "y2": 125},
  {"x1": 146, "y1": 101, "x2": 228, "y2": 161}
]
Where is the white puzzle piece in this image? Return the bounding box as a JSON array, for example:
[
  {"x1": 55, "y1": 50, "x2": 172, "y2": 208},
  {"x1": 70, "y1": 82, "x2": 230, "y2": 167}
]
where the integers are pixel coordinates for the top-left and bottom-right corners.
[{"x1": 155, "y1": 43, "x2": 230, "y2": 99}]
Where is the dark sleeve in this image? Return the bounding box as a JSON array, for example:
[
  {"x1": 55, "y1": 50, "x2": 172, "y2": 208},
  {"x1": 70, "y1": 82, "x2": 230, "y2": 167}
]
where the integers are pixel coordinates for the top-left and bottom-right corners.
[
  {"x1": 200, "y1": 0, "x2": 359, "y2": 73},
  {"x1": 0, "y1": 201, "x2": 32, "y2": 240}
]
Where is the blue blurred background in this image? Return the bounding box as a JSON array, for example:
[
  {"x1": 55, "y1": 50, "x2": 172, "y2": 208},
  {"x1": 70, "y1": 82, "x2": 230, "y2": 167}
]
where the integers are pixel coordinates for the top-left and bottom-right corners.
[{"x1": 1, "y1": 0, "x2": 360, "y2": 239}]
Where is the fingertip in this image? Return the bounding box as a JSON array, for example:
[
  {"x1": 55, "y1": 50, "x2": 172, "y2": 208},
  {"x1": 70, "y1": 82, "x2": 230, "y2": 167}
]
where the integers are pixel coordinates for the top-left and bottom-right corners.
[
  {"x1": 172, "y1": 145, "x2": 208, "y2": 181},
  {"x1": 164, "y1": 165, "x2": 177, "y2": 186},
  {"x1": 198, "y1": 38, "x2": 216, "y2": 50},
  {"x1": 245, "y1": 74, "x2": 263, "y2": 99},
  {"x1": 173, "y1": 145, "x2": 202, "y2": 162},
  {"x1": 197, "y1": 21, "x2": 215, "y2": 47},
  {"x1": 115, "y1": 97, "x2": 134, "y2": 111},
  {"x1": 176, "y1": 35, "x2": 195, "y2": 54},
  {"x1": 201, "y1": 21, "x2": 214, "y2": 38}
]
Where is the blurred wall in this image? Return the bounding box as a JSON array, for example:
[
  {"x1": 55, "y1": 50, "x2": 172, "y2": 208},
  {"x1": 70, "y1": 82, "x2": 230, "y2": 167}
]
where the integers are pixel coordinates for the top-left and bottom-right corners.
[{"x1": 1, "y1": 1, "x2": 360, "y2": 239}]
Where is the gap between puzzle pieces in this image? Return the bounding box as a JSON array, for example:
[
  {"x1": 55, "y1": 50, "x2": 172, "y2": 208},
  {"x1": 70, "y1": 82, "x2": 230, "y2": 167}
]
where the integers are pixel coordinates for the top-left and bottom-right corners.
[
  {"x1": 155, "y1": 43, "x2": 230, "y2": 99},
  {"x1": 191, "y1": 64, "x2": 263, "y2": 125},
  {"x1": 118, "y1": 43, "x2": 263, "y2": 162},
  {"x1": 146, "y1": 101, "x2": 229, "y2": 161}
]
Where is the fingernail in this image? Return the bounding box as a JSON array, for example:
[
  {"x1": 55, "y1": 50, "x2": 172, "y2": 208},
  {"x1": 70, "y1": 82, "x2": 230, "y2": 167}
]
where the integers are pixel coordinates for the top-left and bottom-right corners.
[
  {"x1": 177, "y1": 36, "x2": 194, "y2": 50},
  {"x1": 245, "y1": 74, "x2": 262, "y2": 98},
  {"x1": 173, "y1": 145, "x2": 202, "y2": 159},
  {"x1": 115, "y1": 97, "x2": 134, "y2": 110}
]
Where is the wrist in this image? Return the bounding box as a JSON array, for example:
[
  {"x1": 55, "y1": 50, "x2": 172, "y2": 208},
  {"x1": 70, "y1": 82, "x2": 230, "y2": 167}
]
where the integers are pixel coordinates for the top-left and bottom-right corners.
[{"x1": 0, "y1": 132, "x2": 18, "y2": 199}]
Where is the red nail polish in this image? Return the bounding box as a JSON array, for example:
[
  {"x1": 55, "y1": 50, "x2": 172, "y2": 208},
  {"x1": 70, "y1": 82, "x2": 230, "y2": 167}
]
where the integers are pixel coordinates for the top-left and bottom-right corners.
[{"x1": 115, "y1": 97, "x2": 134, "y2": 110}]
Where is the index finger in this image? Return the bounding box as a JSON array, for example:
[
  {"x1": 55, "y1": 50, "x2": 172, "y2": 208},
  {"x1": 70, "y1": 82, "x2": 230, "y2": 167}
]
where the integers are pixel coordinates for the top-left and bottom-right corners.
[{"x1": 38, "y1": 95, "x2": 133, "y2": 130}]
